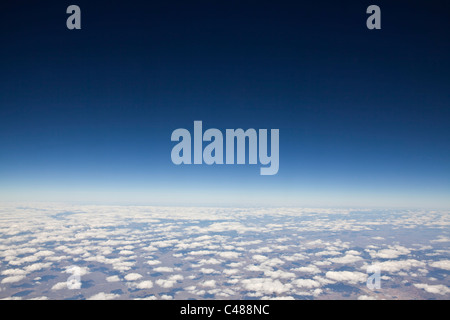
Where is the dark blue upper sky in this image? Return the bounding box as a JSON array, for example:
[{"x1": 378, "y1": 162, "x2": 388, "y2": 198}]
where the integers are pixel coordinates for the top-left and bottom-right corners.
[{"x1": 1, "y1": 1, "x2": 449, "y2": 207}]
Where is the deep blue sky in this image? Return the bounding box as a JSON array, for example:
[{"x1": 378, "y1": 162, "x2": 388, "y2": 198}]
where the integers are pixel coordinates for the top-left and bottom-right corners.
[{"x1": 1, "y1": 1, "x2": 449, "y2": 207}]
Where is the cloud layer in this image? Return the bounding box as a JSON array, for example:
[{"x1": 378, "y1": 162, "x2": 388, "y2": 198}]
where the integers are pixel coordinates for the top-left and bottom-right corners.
[{"x1": 0, "y1": 204, "x2": 449, "y2": 300}]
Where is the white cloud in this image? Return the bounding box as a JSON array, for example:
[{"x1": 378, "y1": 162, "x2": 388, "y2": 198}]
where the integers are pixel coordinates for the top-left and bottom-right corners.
[
  {"x1": 223, "y1": 269, "x2": 239, "y2": 275},
  {"x1": 51, "y1": 282, "x2": 67, "y2": 290},
  {"x1": 106, "y1": 275, "x2": 120, "y2": 282},
  {"x1": 430, "y1": 236, "x2": 450, "y2": 243},
  {"x1": 241, "y1": 278, "x2": 292, "y2": 295},
  {"x1": 261, "y1": 296, "x2": 295, "y2": 300},
  {"x1": 315, "y1": 250, "x2": 341, "y2": 257},
  {"x1": 252, "y1": 255, "x2": 268, "y2": 262},
  {"x1": 30, "y1": 296, "x2": 49, "y2": 300},
  {"x1": 201, "y1": 280, "x2": 216, "y2": 288},
  {"x1": 197, "y1": 258, "x2": 222, "y2": 265},
  {"x1": 136, "y1": 280, "x2": 154, "y2": 289},
  {"x1": 169, "y1": 274, "x2": 184, "y2": 281},
  {"x1": 414, "y1": 283, "x2": 450, "y2": 295},
  {"x1": 293, "y1": 279, "x2": 321, "y2": 288},
  {"x1": 218, "y1": 251, "x2": 240, "y2": 259},
  {"x1": 87, "y1": 292, "x2": 120, "y2": 300},
  {"x1": 112, "y1": 261, "x2": 135, "y2": 272},
  {"x1": 264, "y1": 270, "x2": 296, "y2": 279},
  {"x1": 153, "y1": 267, "x2": 174, "y2": 273},
  {"x1": 367, "y1": 259, "x2": 426, "y2": 273},
  {"x1": 358, "y1": 295, "x2": 377, "y2": 300},
  {"x1": 134, "y1": 295, "x2": 157, "y2": 300},
  {"x1": 292, "y1": 265, "x2": 321, "y2": 274},
  {"x1": 34, "y1": 250, "x2": 55, "y2": 257},
  {"x1": 24, "y1": 262, "x2": 52, "y2": 273},
  {"x1": 119, "y1": 250, "x2": 134, "y2": 255},
  {"x1": 156, "y1": 279, "x2": 176, "y2": 288},
  {"x1": 261, "y1": 258, "x2": 284, "y2": 267},
  {"x1": 312, "y1": 288, "x2": 323, "y2": 297},
  {"x1": 325, "y1": 271, "x2": 367, "y2": 284},
  {"x1": 329, "y1": 254, "x2": 363, "y2": 264},
  {"x1": 283, "y1": 253, "x2": 308, "y2": 261},
  {"x1": 188, "y1": 250, "x2": 213, "y2": 256},
  {"x1": 64, "y1": 266, "x2": 89, "y2": 276},
  {"x1": 429, "y1": 260, "x2": 450, "y2": 271},
  {"x1": 124, "y1": 273, "x2": 143, "y2": 281},
  {"x1": 200, "y1": 268, "x2": 218, "y2": 274},
  {"x1": 1, "y1": 275, "x2": 26, "y2": 284},
  {"x1": 369, "y1": 245, "x2": 411, "y2": 259},
  {"x1": 314, "y1": 261, "x2": 332, "y2": 266},
  {"x1": 0, "y1": 204, "x2": 448, "y2": 300},
  {"x1": 1, "y1": 269, "x2": 27, "y2": 276}
]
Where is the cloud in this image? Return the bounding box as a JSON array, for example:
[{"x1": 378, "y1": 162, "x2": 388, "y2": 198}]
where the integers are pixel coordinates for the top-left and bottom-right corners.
[
  {"x1": 0, "y1": 204, "x2": 448, "y2": 300},
  {"x1": 223, "y1": 269, "x2": 239, "y2": 275},
  {"x1": 292, "y1": 265, "x2": 321, "y2": 274},
  {"x1": 217, "y1": 252, "x2": 240, "y2": 259},
  {"x1": 261, "y1": 258, "x2": 284, "y2": 267},
  {"x1": 195, "y1": 222, "x2": 256, "y2": 234},
  {"x1": 430, "y1": 236, "x2": 450, "y2": 243},
  {"x1": 264, "y1": 270, "x2": 296, "y2": 279},
  {"x1": 325, "y1": 271, "x2": 367, "y2": 284},
  {"x1": 368, "y1": 245, "x2": 411, "y2": 259},
  {"x1": 200, "y1": 268, "x2": 218, "y2": 274},
  {"x1": 1, "y1": 269, "x2": 27, "y2": 276},
  {"x1": 241, "y1": 278, "x2": 292, "y2": 295},
  {"x1": 315, "y1": 250, "x2": 341, "y2": 257},
  {"x1": 283, "y1": 253, "x2": 308, "y2": 261},
  {"x1": 367, "y1": 259, "x2": 426, "y2": 273},
  {"x1": 329, "y1": 254, "x2": 363, "y2": 264},
  {"x1": 1, "y1": 275, "x2": 26, "y2": 284},
  {"x1": 134, "y1": 295, "x2": 157, "y2": 300},
  {"x1": 136, "y1": 280, "x2": 154, "y2": 289},
  {"x1": 124, "y1": 273, "x2": 143, "y2": 281},
  {"x1": 293, "y1": 279, "x2": 321, "y2": 288},
  {"x1": 201, "y1": 280, "x2": 216, "y2": 288},
  {"x1": 119, "y1": 250, "x2": 134, "y2": 255},
  {"x1": 153, "y1": 267, "x2": 174, "y2": 273},
  {"x1": 156, "y1": 279, "x2": 176, "y2": 288},
  {"x1": 106, "y1": 275, "x2": 120, "y2": 282},
  {"x1": 414, "y1": 283, "x2": 450, "y2": 295},
  {"x1": 169, "y1": 274, "x2": 184, "y2": 281},
  {"x1": 30, "y1": 296, "x2": 49, "y2": 300},
  {"x1": 34, "y1": 250, "x2": 55, "y2": 257},
  {"x1": 429, "y1": 260, "x2": 450, "y2": 271},
  {"x1": 357, "y1": 295, "x2": 377, "y2": 300},
  {"x1": 261, "y1": 296, "x2": 295, "y2": 300},
  {"x1": 51, "y1": 282, "x2": 67, "y2": 290},
  {"x1": 24, "y1": 262, "x2": 52, "y2": 273},
  {"x1": 87, "y1": 292, "x2": 120, "y2": 300},
  {"x1": 252, "y1": 255, "x2": 268, "y2": 262},
  {"x1": 146, "y1": 260, "x2": 161, "y2": 266},
  {"x1": 111, "y1": 260, "x2": 136, "y2": 272},
  {"x1": 64, "y1": 265, "x2": 89, "y2": 276},
  {"x1": 197, "y1": 258, "x2": 222, "y2": 265}
]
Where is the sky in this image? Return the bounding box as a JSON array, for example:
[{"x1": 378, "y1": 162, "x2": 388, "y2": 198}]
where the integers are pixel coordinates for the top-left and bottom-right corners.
[{"x1": 0, "y1": 1, "x2": 449, "y2": 207}]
